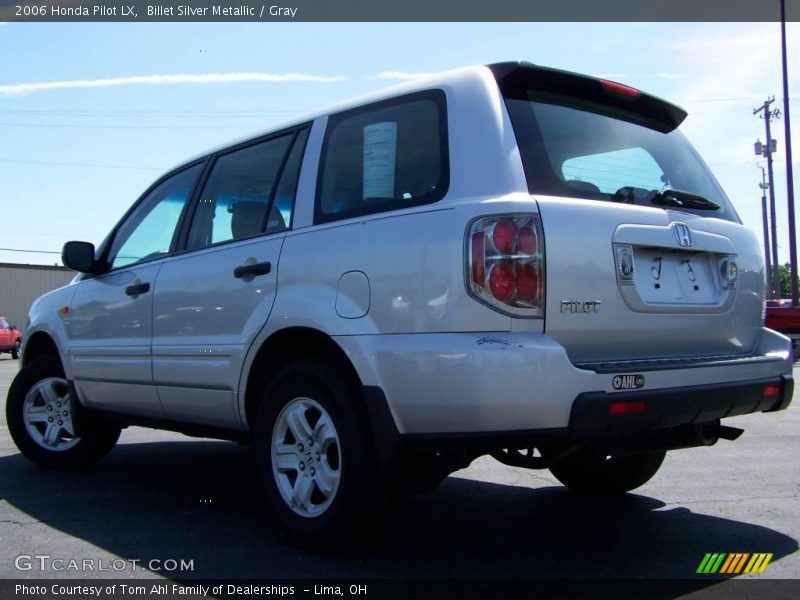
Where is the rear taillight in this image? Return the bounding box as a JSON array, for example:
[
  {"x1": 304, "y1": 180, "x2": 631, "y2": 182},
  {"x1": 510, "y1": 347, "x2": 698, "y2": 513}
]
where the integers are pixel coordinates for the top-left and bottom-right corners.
[{"x1": 466, "y1": 214, "x2": 545, "y2": 317}]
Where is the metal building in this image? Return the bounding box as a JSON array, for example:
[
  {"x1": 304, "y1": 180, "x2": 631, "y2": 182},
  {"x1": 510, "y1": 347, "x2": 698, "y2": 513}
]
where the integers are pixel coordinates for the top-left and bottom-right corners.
[{"x1": 0, "y1": 263, "x2": 75, "y2": 333}]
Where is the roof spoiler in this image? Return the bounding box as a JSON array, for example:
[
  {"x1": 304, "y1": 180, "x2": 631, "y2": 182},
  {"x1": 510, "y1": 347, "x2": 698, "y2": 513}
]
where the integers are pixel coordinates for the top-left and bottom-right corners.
[{"x1": 488, "y1": 61, "x2": 688, "y2": 133}]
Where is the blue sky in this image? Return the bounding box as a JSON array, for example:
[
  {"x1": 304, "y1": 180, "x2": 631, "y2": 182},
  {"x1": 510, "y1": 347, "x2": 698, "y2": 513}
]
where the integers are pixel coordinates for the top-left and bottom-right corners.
[{"x1": 0, "y1": 22, "x2": 798, "y2": 265}]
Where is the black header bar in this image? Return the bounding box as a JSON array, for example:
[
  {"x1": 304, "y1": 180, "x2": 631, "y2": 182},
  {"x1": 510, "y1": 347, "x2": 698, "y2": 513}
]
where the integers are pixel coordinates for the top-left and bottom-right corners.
[{"x1": 1, "y1": 0, "x2": 800, "y2": 23}]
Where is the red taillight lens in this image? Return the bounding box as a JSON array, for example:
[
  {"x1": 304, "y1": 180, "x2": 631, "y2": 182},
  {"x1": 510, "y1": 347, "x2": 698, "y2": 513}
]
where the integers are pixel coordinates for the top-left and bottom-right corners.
[
  {"x1": 489, "y1": 261, "x2": 516, "y2": 302},
  {"x1": 518, "y1": 223, "x2": 538, "y2": 254},
  {"x1": 491, "y1": 219, "x2": 517, "y2": 254},
  {"x1": 467, "y1": 214, "x2": 545, "y2": 317},
  {"x1": 763, "y1": 384, "x2": 781, "y2": 398},
  {"x1": 471, "y1": 231, "x2": 486, "y2": 287},
  {"x1": 516, "y1": 264, "x2": 538, "y2": 303},
  {"x1": 608, "y1": 400, "x2": 646, "y2": 415}
]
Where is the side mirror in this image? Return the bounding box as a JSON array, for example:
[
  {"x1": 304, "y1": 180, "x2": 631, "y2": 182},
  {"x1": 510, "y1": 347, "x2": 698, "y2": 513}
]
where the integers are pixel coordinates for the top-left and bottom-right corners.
[{"x1": 62, "y1": 241, "x2": 99, "y2": 274}]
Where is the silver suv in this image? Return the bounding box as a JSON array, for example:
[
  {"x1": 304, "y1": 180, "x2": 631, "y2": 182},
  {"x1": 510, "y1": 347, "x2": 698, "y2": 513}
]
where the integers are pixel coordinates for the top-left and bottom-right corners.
[{"x1": 7, "y1": 62, "x2": 793, "y2": 545}]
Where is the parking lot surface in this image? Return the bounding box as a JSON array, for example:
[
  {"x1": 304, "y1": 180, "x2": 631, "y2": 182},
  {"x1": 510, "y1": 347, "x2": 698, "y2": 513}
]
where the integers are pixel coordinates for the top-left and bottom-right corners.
[{"x1": 0, "y1": 357, "x2": 798, "y2": 585}]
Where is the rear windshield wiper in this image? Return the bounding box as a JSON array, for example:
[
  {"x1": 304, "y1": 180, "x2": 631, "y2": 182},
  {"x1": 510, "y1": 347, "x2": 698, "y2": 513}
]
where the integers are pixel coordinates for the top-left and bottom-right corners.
[{"x1": 650, "y1": 189, "x2": 721, "y2": 211}]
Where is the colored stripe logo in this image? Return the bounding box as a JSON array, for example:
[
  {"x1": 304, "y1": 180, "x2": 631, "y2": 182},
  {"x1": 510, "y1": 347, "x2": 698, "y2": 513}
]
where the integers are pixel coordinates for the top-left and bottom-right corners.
[{"x1": 696, "y1": 553, "x2": 773, "y2": 574}]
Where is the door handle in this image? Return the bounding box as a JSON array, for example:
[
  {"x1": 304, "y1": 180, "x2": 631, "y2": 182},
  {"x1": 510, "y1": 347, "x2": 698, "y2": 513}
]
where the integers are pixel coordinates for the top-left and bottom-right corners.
[
  {"x1": 234, "y1": 261, "x2": 271, "y2": 279},
  {"x1": 125, "y1": 282, "x2": 150, "y2": 297}
]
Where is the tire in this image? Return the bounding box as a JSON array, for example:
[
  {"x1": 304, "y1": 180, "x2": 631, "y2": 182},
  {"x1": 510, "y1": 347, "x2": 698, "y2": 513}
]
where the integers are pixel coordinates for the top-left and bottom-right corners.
[
  {"x1": 11, "y1": 339, "x2": 21, "y2": 360},
  {"x1": 254, "y1": 358, "x2": 383, "y2": 548},
  {"x1": 6, "y1": 356, "x2": 121, "y2": 469},
  {"x1": 549, "y1": 446, "x2": 666, "y2": 494}
]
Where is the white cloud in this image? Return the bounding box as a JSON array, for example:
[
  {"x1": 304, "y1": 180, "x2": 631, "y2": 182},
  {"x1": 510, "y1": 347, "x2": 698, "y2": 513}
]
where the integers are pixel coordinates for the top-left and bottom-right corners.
[
  {"x1": 0, "y1": 72, "x2": 347, "y2": 96},
  {"x1": 656, "y1": 73, "x2": 684, "y2": 80},
  {"x1": 374, "y1": 71, "x2": 437, "y2": 81}
]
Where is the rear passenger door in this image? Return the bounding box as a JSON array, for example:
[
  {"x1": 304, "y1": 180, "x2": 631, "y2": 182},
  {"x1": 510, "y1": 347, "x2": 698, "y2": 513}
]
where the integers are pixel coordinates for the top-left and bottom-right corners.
[{"x1": 151, "y1": 127, "x2": 309, "y2": 428}]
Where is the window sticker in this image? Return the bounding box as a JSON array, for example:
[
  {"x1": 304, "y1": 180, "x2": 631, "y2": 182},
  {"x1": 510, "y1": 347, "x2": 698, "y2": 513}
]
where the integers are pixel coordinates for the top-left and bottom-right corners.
[{"x1": 362, "y1": 122, "x2": 397, "y2": 200}]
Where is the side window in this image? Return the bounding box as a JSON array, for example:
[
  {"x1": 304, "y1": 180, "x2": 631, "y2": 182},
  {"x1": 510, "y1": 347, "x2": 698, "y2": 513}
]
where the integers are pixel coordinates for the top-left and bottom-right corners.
[
  {"x1": 108, "y1": 164, "x2": 202, "y2": 270},
  {"x1": 0, "y1": 319, "x2": 8, "y2": 330},
  {"x1": 316, "y1": 90, "x2": 448, "y2": 224},
  {"x1": 561, "y1": 147, "x2": 666, "y2": 195},
  {"x1": 186, "y1": 129, "x2": 306, "y2": 251}
]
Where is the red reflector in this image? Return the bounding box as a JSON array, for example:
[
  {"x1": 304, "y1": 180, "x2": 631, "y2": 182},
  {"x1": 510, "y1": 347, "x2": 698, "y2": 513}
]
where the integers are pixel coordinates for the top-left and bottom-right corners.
[
  {"x1": 471, "y1": 232, "x2": 486, "y2": 286},
  {"x1": 489, "y1": 261, "x2": 516, "y2": 302},
  {"x1": 608, "y1": 400, "x2": 646, "y2": 415},
  {"x1": 600, "y1": 79, "x2": 641, "y2": 99},
  {"x1": 492, "y1": 219, "x2": 517, "y2": 254},
  {"x1": 763, "y1": 384, "x2": 781, "y2": 397}
]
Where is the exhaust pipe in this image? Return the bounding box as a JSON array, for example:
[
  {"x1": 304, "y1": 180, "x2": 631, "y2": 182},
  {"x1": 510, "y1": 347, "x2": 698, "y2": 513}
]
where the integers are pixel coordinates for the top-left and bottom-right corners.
[
  {"x1": 608, "y1": 420, "x2": 744, "y2": 457},
  {"x1": 490, "y1": 421, "x2": 747, "y2": 469}
]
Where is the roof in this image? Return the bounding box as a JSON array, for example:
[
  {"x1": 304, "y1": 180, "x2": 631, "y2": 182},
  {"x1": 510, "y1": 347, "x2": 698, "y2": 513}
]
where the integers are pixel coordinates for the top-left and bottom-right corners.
[{"x1": 173, "y1": 64, "x2": 495, "y2": 171}]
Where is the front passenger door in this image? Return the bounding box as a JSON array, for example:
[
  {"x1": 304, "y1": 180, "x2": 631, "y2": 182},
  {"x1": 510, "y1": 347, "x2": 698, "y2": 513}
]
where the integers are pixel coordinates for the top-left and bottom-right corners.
[{"x1": 67, "y1": 163, "x2": 203, "y2": 417}]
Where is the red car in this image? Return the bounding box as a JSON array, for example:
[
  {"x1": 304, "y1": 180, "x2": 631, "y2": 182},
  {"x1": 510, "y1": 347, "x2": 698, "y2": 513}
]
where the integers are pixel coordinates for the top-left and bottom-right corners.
[{"x1": 0, "y1": 317, "x2": 22, "y2": 359}]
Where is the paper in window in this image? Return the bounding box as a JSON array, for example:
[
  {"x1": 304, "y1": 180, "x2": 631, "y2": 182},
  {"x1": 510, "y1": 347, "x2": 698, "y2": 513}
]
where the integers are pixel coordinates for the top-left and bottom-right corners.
[{"x1": 362, "y1": 122, "x2": 397, "y2": 200}]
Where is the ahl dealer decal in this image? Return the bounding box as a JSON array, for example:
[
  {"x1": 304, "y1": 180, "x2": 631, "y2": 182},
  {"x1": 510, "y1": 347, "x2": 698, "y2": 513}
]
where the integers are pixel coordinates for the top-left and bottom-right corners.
[{"x1": 612, "y1": 374, "x2": 646, "y2": 390}]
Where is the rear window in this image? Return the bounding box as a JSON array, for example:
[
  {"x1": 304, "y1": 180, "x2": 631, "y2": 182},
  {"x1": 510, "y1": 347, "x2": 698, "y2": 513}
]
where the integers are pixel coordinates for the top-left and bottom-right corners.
[
  {"x1": 503, "y1": 92, "x2": 739, "y2": 223},
  {"x1": 315, "y1": 90, "x2": 448, "y2": 224}
]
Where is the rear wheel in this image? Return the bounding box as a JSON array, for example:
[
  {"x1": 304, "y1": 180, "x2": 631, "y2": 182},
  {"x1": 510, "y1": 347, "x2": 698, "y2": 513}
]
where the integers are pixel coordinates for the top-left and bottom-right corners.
[
  {"x1": 254, "y1": 359, "x2": 383, "y2": 547},
  {"x1": 6, "y1": 356, "x2": 121, "y2": 468},
  {"x1": 549, "y1": 446, "x2": 666, "y2": 494},
  {"x1": 11, "y1": 339, "x2": 21, "y2": 360}
]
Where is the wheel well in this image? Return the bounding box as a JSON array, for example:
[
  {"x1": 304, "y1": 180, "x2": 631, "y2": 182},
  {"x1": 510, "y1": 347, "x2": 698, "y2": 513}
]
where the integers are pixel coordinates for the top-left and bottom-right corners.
[
  {"x1": 22, "y1": 332, "x2": 60, "y2": 366},
  {"x1": 244, "y1": 327, "x2": 363, "y2": 429}
]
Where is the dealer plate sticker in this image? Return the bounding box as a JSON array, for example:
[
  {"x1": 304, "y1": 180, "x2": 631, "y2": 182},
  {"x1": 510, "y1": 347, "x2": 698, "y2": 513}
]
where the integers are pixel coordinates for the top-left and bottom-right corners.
[{"x1": 612, "y1": 374, "x2": 645, "y2": 390}]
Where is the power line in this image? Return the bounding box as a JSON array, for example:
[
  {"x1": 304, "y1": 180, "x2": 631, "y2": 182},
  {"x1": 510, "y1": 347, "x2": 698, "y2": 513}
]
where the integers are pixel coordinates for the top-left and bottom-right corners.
[
  {"x1": 0, "y1": 157, "x2": 164, "y2": 171},
  {"x1": 0, "y1": 122, "x2": 255, "y2": 130},
  {"x1": 0, "y1": 109, "x2": 301, "y2": 116},
  {"x1": 0, "y1": 247, "x2": 61, "y2": 255}
]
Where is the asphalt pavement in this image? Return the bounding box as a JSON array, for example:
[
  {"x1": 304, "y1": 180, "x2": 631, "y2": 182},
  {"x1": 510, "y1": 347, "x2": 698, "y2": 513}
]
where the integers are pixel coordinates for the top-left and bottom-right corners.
[{"x1": 0, "y1": 356, "x2": 798, "y2": 588}]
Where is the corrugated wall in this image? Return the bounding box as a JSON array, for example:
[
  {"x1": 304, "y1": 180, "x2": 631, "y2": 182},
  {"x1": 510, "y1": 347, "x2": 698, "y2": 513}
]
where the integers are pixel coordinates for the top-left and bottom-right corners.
[{"x1": 0, "y1": 263, "x2": 75, "y2": 333}]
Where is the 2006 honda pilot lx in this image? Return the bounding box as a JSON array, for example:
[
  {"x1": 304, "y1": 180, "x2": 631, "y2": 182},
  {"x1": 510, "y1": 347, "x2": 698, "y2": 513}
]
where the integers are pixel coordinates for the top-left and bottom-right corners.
[{"x1": 7, "y1": 62, "x2": 793, "y2": 545}]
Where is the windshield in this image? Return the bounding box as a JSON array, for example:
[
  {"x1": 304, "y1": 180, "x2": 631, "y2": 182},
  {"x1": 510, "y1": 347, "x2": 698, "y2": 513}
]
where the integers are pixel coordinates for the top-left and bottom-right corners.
[{"x1": 504, "y1": 92, "x2": 740, "y2": 223}]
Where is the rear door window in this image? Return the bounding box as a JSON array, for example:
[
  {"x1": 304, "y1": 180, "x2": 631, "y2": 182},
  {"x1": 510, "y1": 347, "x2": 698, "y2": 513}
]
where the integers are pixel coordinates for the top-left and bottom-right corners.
[
  {"x1": 315, "y1": 90, "x2": 448, "y2": 224},
  {"x1": 185, "y1": 128, "x2": 307, "y2": 251}
]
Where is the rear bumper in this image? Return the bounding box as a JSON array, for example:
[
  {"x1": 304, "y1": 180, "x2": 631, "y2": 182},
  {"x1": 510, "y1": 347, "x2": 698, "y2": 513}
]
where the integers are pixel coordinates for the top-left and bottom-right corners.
[
  {"x1": 569, "y1": 375, "x2": 793, "y2": 439},
  {"x1": 337, "y1": 327, "x2": 793, "y2": 436}
]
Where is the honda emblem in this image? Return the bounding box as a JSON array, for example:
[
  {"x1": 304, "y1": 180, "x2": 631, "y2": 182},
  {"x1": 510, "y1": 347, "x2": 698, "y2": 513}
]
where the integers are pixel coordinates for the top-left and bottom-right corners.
[{"x1": 673, "y1": 223, "x2": 693, "y2": 248}]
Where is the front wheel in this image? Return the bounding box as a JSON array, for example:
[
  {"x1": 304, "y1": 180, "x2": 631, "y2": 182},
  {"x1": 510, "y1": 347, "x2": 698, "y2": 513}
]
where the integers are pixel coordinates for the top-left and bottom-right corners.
[
  {"x1": 11, "y1": 339, "x2": 21, "y2": 360},
  {"x1": 548, "y1": 447, "x2": 666, "y2": 494},
  {"x1": 254, "y1": 359, "x2": 383, "y2": 547},
  {"x1": 6, "y1": 356, "x2": 121, "y2": 468}
]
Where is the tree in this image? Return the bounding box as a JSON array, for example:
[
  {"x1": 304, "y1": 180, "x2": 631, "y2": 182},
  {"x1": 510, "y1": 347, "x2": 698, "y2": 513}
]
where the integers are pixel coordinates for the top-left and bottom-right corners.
[{"x1": 777, "y1": 263, "x2": 792, "y2": 298}]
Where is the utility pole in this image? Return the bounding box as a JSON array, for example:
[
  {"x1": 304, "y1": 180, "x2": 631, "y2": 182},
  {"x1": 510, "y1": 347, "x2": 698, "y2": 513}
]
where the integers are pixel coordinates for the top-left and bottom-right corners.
[
  {"x1": 780, "y1": 0, "x2": 798, "y2": 306},
  {"x1": 754, "y1": 97, "x2": 781, "y2": 297},
  {"x1": 759, "y1": 165, "x2": 773, "y2": 294}
]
